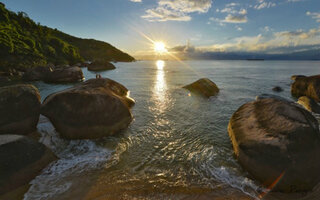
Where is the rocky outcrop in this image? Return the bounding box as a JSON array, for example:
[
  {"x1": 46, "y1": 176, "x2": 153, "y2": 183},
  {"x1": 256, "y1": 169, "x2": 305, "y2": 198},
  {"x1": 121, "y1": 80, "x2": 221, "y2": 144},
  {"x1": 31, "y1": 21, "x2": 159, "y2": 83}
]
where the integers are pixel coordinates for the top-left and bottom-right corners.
[
  {"x1": 183, "y1": 78, "x2": 219, "y2": 98},
  {"x1": 22, "y1": 65, "x2": 53, "y2": 81},
  {"x1": 88, "y1": 61, "x2": 116, "y2": 71},
  {"x1": 291, "y1": 75, "x2": 320, "y2": 102},
  {"x1": 0, "y1": 135, "x2": 56, "y2": 195},
  {"x1": 0, "y1": 84, "x2": 41, "y2": 135},
  {"x1": 44, "y1": 66, "x2": 84, "y2": 83},
  {"x1": 41, "y1": 78, "x2": 135, "y2": 139},
  {"x1": 298, "y1": 96, "x2": 320, "y2": 114},
  {"x1": 291, "y1": 75, "x2": 306, "y2": 81},
  {"x1": 228, "y1": 96, "x2": 320, "y2": 192},
  {"x1": 272, "y1": 86, "x2": 283, "y2": 92}
]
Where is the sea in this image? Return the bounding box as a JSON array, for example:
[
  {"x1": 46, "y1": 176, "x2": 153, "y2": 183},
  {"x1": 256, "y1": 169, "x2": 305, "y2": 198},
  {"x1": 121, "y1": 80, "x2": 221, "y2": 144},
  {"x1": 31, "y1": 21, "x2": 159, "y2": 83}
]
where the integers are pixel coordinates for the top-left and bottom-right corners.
[{"x1": 22, "y1": 60, "x2": 320, "y2": 200}]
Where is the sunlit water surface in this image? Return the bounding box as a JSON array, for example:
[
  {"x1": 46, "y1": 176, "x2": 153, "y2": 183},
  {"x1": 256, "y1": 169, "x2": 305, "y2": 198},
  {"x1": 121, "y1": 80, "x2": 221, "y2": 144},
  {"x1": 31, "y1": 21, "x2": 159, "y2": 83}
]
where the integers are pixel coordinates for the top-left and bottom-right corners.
[{"x1": 23, "y1": 60, "x2": 320, "y2": 200}]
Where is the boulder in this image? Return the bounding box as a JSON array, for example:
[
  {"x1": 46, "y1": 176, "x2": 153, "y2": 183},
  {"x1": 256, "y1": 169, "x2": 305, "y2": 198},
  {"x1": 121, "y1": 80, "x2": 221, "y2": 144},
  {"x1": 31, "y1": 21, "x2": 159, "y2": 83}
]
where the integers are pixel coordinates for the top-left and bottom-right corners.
[
  {"x1": 228, "y1": 96, "x2": 320, "y2": 192},
  {"x1": 183, "y1": 78, "x2": 219, "y2": 98},
  {"x1": 291, "y1": 75, "x2": 320, "y2": 102},
  {"x1": 298, "y1": 96, "x2": 320, "y2": 114},
  {"x1": 0, "y1": 76, "x2": 10, "y2": 83},
  {"x1": 272, "y1": 86, "x2": 283, "y2": 92},
  {"x1": 0, "y1": 84, "x2": 41, "y2": 135},
  {"x1": 41, "y1": 78, "x2": 135, "y2": 139},
  {"x1": 0, "y1": 135, "x2": 56, "y2": 195},
  {"x1": 88, "y1": 61, "x2": 116, "y2": 71},
  {"x1": 291, "y1": 75, "x2": 306, "y2": 81},
  {"x1": 44, "y1": 66, "x2": 84, "y2": 83},
  {"x1": 22, "y1": 65, "x2": 53, "y2": 81}
]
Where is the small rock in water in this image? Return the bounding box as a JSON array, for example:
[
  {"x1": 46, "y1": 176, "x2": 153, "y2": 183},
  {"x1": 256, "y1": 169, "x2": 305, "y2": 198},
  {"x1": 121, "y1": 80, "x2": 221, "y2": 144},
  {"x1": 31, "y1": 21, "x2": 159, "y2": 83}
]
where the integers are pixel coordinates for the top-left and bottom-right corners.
[
  {"x1": 88, "y1": 60, "x2": 116, "y2": 71},
  {"x1": 272, "y1": 86, "x2": 283, "y2": 92},
  {"x1": 228, "y1": 96, "x2": 320, "y2": 192},
  {"x1": 44, "y1": 66, "x2": 84, "y2": 83},
  {"x1": 183, "y1": 78, "x2": 219, "y2": 98},
  {"x1": 298, "y1": 96, "x2": 320, "y2": 114}
]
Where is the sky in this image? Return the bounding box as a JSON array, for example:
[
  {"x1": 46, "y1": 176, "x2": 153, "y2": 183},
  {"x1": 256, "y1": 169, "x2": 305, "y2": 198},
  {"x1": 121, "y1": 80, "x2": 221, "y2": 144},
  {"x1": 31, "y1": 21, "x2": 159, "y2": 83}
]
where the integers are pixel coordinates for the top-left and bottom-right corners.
[{"x1": 2, "y1": 0, "x2": 320, "y2": 58}]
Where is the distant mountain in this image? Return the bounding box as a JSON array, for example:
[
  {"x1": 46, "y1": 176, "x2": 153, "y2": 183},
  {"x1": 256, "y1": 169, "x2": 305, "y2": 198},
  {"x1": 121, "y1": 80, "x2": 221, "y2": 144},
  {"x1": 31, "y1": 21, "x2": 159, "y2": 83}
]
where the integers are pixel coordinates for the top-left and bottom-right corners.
[
  {"x1": 184, "y1": 49, "x2": 320, "y2": 60},
  {"x1": 0, "y1": 2, "x2": 134, "y2": 71}
]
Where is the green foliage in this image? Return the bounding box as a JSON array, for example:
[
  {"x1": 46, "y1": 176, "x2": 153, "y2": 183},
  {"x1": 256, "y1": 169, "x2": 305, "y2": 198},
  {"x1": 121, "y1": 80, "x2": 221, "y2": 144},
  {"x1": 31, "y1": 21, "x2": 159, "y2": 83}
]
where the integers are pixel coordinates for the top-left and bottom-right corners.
[{"x1": 0, "y1": 2, "x2": 134, "y2": 72}]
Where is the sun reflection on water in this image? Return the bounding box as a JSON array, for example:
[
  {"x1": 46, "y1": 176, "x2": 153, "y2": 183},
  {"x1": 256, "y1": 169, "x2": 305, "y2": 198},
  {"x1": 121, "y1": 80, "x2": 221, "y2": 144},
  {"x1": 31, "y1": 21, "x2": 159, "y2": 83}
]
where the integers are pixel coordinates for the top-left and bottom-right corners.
[{"x1": 152, "y1": 60, "x2": 168, "y2": 113}]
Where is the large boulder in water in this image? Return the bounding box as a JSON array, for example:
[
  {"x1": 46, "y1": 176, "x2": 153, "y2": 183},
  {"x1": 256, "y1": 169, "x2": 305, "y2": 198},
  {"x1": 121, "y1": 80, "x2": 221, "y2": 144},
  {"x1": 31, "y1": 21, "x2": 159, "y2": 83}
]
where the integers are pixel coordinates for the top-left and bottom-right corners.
[
  {"x1": 298, "y1": 96, "x2": 320, "y2": 114},
  {"x1": 88, "y1": 61, "x2": 116, "y2": 71},
  {"x1": 0, "y1": 84, "x2": 41, "y2": 135},
  {"x1": 44, "y1": 66, "x2": 84, "y2": 83},
  {"x1": 183, "y1": 78, "x2": 219, "y2": 98},
  {"x1": 22, "y1": 65, "x2": 53, "y2": 81},
  {"x1": 291, "y1": 75, "x2": 320, "y2": 102},
  {"x1": 41, "y1": 78, "x2": 135, "y2": 139},
  {"x1": 228, "y1": 96, "x2": 320, "y2": 192},
  {"x1": 0, "y1": 135, "x2": 56, "y2": 195}
]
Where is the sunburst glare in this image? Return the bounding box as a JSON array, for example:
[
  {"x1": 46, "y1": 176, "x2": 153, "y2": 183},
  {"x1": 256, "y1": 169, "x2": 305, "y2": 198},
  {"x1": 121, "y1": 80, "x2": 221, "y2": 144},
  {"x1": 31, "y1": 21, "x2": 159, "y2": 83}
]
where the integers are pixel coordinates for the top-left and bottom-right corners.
[{"x1": 154, "y1": 42, "x2": 167, "y2": 54}]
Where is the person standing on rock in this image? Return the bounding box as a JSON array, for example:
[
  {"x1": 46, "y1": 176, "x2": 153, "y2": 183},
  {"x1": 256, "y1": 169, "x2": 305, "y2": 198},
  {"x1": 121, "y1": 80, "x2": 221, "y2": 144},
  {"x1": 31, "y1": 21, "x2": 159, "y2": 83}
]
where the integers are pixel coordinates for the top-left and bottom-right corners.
[{"x1": 96, "y1": 74, "x2": 102, "y2": 79}]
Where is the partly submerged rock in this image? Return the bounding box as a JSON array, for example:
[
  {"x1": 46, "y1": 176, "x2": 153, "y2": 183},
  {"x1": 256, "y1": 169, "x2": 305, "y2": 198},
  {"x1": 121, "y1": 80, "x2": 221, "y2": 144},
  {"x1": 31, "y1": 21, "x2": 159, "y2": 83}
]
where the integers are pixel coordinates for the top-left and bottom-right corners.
[
  {"x1": 88, "y1": 61, "x2": 116, "y2": 71},
  {"x1": 0, "y1": 135, "x2": 56, "y2": 195},
  {"x1": 228, "y1": 96, "x2": 320, "y2": 192},
  {"x1": 44, "y1": 66, "x2": 84, "y2": 83},
  {"x1": 298, "y1": 96, "x2": 320, "y2": 114},
  {"x1": 291, "y1": 75, "x2": 320, "y2": 102},
  {"x1": 41, "y1": 78, "x2": 135, "y2": 139},
  {"x1": 272, "y1": 86, "x2": 283, "y2": 92},
  {"x1": 291, "y1": 75, "x2": 306, "y2": 81},
  {"x1": 183, "y1": 78, "x2": 219, "y2": 98},
  {"x1": 22, "y1": 65, "x2": 53, "y2": 81},
  {"x1": 0, "y1": 84, "x2": 41, "y2": 135}
]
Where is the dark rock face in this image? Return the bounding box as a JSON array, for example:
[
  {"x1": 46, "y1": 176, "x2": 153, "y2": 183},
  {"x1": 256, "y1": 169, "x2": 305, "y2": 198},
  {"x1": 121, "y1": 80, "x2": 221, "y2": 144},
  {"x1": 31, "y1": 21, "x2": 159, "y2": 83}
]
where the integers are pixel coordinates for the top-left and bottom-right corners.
[
  {"x1": 22, "y1": 66, "x2": 53, "y2": 81},
  {"x1": 0, "y1": 84, "x2": 41, "y2": 135},
  {"x1": 272, "y1": 86, "x2": 283, "y2": 92},
  {"x1": 228, "y1": 97, "x2": 320, "y2": 192},
  {"x1": 44, "y1": 66, "x2": 84, "y2": 83},
  {"x1": 88, "y1": 61, "x2": 116, "y2": 71},
  {"x1": 298, "y1": 96, "x2": 320, "y2": 114},
  {"x1": 0, "y1": 135, "x2": 56, "y2": 195},
  {"x1": 0, "y1": 76, "x2": 10, "y2": 83},
  {"x1": 291, "y1": 75, "x2": 306, "y2": 81},
  {"x1": 41, "y1": 78, "x2": 135, "y2": 139},
  {"x1": 291, "y1": 75, "x2": 320, "y2": 102},
  {"x1": 183, "y1": 78, "x2": 219, "y2": 98}
]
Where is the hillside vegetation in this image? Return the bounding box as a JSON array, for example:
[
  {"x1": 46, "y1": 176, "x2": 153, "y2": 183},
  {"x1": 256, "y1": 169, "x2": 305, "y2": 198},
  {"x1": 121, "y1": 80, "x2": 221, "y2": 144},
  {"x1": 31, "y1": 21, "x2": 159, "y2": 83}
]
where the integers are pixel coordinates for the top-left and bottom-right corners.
[{"x1": 0, "y1": 2, "x2": 134, "y2": 72}]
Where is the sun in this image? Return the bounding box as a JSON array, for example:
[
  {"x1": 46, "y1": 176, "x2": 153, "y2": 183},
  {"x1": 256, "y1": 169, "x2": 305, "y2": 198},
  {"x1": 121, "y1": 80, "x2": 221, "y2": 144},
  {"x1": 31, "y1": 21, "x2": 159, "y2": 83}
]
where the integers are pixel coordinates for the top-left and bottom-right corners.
[{"x1": 154, "y1": 42, "x2": 167, "y2": 54}]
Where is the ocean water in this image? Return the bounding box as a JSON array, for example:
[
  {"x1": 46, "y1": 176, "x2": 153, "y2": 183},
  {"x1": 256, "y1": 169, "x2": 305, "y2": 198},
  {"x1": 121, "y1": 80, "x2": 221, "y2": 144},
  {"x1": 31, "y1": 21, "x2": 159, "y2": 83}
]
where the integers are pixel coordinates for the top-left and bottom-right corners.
[{"x1": 23, "y1": 60, "x2": 320, "y2": 200}]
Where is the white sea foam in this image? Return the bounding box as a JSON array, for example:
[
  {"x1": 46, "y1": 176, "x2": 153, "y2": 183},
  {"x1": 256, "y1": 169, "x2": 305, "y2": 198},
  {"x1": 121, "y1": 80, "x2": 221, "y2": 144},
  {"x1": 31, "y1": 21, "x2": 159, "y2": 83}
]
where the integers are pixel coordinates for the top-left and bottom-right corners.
[{"x1": 24, "y1": 116, "x2": 113, "y2": 200}]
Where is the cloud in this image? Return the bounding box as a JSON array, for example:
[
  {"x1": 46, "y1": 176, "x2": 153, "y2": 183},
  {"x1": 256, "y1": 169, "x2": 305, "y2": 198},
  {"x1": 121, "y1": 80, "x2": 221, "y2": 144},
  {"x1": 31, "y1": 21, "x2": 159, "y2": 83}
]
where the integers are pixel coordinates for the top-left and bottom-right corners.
[
  {"x1": 188, "y1": 27, "x2": 320, "y2": 53},
  {"x1": 275, "y1": 28, "x2": 320, "y2": 39},
  {"x1": 142, "y1": 7, "x2": 191, "y2": 21},
  {"x1": 142, "y1": 0, "x2": 212, "y2": 22},
  {"x1": 307, "y1": 11, "x2": 320, "y2": 23},
  {"x1": 253, "y1": 0, "x2": 276, "y2": 10},
  {"x1": 210, "y1": 14, "x2": 247, "y2": 24},
  {"x1": 130, "y1": 0, "x2": 142, "y2": 2}
]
